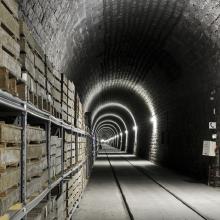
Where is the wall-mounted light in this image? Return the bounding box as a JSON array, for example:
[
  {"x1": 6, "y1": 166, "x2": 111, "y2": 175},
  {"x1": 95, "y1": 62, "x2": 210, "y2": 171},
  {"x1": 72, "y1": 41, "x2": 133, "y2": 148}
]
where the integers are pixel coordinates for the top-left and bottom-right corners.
[
  {"x1": 125, "y1": 130, "x2": 128, "y2": 134},
  {"x1": 133, "y1": 126, "x2": 138, "y2": 131},
  {"x1": 150, "y1": 115, "x2": 157, "y2": 124}
]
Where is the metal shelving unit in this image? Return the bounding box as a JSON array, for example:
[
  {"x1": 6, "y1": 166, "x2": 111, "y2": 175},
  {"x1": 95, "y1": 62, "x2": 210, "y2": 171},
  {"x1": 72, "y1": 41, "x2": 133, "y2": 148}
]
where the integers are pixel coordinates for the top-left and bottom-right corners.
[{"x1": 0, "y1": 90, "x2": 93, "y2": 220}]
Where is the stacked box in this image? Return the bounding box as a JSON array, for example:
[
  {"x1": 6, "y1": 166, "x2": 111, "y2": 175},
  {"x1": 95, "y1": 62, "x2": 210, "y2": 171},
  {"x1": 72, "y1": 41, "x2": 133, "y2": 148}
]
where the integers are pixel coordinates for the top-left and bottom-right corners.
[
  {"x1": 18, "y1": 21, "x2": 37, "y2": 104},
  {"x1": 82, "y1": 163, "x2": 88, "y2": 189},
  {"x1": 0, "y1": 0, "x2": 23, "y2": 98},
  {"x1": 75, "y1": 94, "x2": 84, "y2": 129},
  {"x1": 67, "y1": 80, "x2": 75, "y2": 125},
  {"x1": 64, "y1": 132, "x2": 76, "y2": 171},
  {"x1": 77, "y1": 136, "x2": 86, "y2": 162},
  {"x1": 27, "y1": 199, "x2": 49, "y2": 220},
  {"x1": 45, "y1": 56, "x2": 54, "y2": 114},
  {"x1": 61, "y1": 74, "x2": 68, "y2": 123},
  {"x1": 51, "y1": 136, "x2": 62, "y2": 177},
  {"x1": 49, "y1": 196, "x2": 57, "y2": 220},
  {"x1": 0, "y1": 122, "x2": 21, "y2": 216},
  {"x1": 82, "y1": 114, "x2": 86, "y2": 131},
  {"x1": 52, "y1": 70, "x2": 62, "y2": 119},
  {"x1": 34, "y1": 39, "x2": 47, "y2": 111},
  {"x1": 50, "y1": 137, "x2": 56, "y2": 179},
  {"x1": 56, "y1": 192, "x2": 66, "y2": 220},
  {"x1": 66, "y1": 168, "x2": 83, "y2": 218},
  {"x1": 26, "y1": 126, "x2": 48, "y2": 199}
]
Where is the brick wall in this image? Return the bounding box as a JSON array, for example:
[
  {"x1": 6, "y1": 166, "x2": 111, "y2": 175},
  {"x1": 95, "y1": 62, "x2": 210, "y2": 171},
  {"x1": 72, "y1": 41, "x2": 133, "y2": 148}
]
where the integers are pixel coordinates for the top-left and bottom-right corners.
[{"x1": 19, "y1": 0, "x2": 220, "y2": 180}]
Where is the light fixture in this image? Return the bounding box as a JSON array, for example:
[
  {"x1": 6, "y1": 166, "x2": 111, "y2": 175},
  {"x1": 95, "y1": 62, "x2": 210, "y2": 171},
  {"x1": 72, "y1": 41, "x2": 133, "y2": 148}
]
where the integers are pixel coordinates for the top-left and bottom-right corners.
[
  {"x1": 133, "y1": 126, "x2": 138, "y2": 131},
  {"x1": 150, "y1": 115, "x2": 157, "y2": 124},
  {"x1": 120, "y1": 132, "x2": 122, "y2": 136},
  {"x1": 125, "y1": 130, "x2": 128, "y2": 134}
]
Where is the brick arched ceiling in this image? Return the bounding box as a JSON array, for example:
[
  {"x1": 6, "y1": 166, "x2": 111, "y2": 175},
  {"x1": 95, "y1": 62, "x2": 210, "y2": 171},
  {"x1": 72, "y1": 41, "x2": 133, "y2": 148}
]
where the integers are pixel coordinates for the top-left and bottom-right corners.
[{"x1": 19, "y1": 0, "x2": 220, "y2": 179}]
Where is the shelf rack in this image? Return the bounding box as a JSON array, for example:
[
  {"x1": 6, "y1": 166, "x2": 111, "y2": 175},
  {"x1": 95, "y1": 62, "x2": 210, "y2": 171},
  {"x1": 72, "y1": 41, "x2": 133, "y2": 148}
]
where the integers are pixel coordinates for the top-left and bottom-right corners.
[{"x1": 0, "y1": 90, "x2": 93, "y2": 220}]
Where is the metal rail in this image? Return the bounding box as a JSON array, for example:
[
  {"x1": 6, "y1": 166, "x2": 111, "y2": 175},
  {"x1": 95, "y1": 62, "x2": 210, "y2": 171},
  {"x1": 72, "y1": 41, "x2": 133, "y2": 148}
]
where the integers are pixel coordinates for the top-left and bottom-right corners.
[
  {"x1": 105, "y1": 150, "x2": 134, "y2": 220},
  {"x1": 102, "y1": 146, "x2": 209, "y2": 220},
  {"x1": 125, "y1": 158, "x2": 209, "y2": 220}
]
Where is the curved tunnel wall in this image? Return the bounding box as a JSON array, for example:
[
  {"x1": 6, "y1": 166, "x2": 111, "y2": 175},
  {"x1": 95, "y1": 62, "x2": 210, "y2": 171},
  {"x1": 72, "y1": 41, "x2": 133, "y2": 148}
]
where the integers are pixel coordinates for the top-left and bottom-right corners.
[
  {"x1": 95, "y1": 120, "x2": 123, "y2": 149},
  {"x1": 93, "y1": 114, "x2": 128, "y2": 150},
  {"x1": 19, "y1": 0, "x2": 220, "y2": 180}
]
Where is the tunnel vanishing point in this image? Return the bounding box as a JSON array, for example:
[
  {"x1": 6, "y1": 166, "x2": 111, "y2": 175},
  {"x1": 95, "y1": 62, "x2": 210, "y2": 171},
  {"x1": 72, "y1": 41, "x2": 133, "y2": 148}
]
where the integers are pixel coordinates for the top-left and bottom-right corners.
[{"x1": 20, "y1": 0, "x2": 220, "y2": 182}]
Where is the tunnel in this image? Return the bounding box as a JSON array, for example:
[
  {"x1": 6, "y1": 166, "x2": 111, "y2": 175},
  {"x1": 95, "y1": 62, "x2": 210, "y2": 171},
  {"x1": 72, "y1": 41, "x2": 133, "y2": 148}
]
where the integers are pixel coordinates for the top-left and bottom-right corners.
[{"x1": 16, "y1": 0, "x2": 220, "y2": 219}]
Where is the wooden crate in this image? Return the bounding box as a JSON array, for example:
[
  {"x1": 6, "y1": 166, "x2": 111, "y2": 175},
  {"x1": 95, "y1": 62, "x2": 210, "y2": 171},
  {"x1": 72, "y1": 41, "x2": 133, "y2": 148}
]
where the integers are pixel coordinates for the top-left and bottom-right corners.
[
  {"x1": 27, "y1": 160, "x2": 43, "y2": 180},
  {"x1": 0, "y1": 48, "x2": 21, "y2": 80},
  {"x1": 34, "y1": 53, "x2": 45, "y2": 75},
  {"x1": 0, "y1": 1, "x2": 19, "y2": 40},
  {"x1": 41, "y1": 170, "x2": 48, "y2": 189},
  {"x1": 0, "y1": 144, "x2": 20, "y2": 172},
  {"x1": 52, "y1": 87, "x2": 61, "y2": 102},
  {"x1": 53, "y1": 69, "x2": 61, "y2": 81},
  {"x1": 17, "y1": 82, "x2": 37, "y2": 105},
  {"x1": 0, "y1": 67, "x2": 21, "y2": 96},
  {"x1": 2, "y1": 0, "x2": 19, "y2": 19},
  {"x1": 64, "y1": 150, "x2": 71, "y2": 161},
  {"x1": 27, "y1": 177, "x2": 42, "y2": 199},
  {"x1": 0, "y1": 123, "x2": 21, "y2": 144},
  {"x1": 62, "y1": 74, "x2": 68, "y2": 86},
  {"x1": 56, "y1": 193, "x2": 65, "y2": 220},
  {"x1": 56, "y1": 147, "x2": 62, "y2": 158},
  {"x1": 67, "y1": 114, "x2": 72, "y2": 124},
  {"x1": 35, "y1": 82, "x2": 52, "y2": 113},
  {"x1": 62, "y1": 100, "x2": 67, "y2": 113},
  {"x1": 64, "y1": 158, "x2": 71, "y2": 171},
  {"x1": 52, "y1": 106, "x2": 61, "y2": 119},
  {"x1": 0, "y1": 1, "x2": 21, "y2": 80},
  {"x1": 67, "y1": 80, "x2": 75, "y2": 94},
  {"x1": 38, "y1": 96, "x2": 51, "y2": 113},
  {"x1": 34, "y1": 40, "x2": 44, "y2": 62},
  {"x1": 55, "y1": 163, "x2": 61, "y2": 176},
  {"x1": 0, "y1": 187, "x2": 19, "y2": 216},
  {"x1": 67, "y1": 97, "x2": 74, "y2": 109},
  {"x1": 62, "y1": 92, "x2": 67, "y2": 105},
  {"x1": 20, "y1": 38, "x2": 35, "y2": 65},
  {"x1": 36, "y1": 83, "x2": 46, "y2": 98},
  {"x1": 27, "y1": 143, "x2": 46, "y2": 160},
  {"x1": 20, "y1": 53, "x2": 35, "y2": 78},
  {"x1": 19, "y1": 21, "x2": 36, "y2": 54},
  {"x1": 27, "y1": 126, "x2": 46, "y2": 143},
  {"x1": 0, "y1": 26, "x2": 20, "y2": 59},
  {"x1": 64, "y1": 132, "x2": 72, "y2": 143},
  {"x1": 27, "y1": 200, "x2": 49, "y2": 220},
  {"x1": 21, "y1": 72, "x2": 36, "y2": 93},
  {"x1": 45, "y1": 57, "x2": 54, "y2": 83},
  {"x1": 62, "y1": 111, "x2": 68, "y2": 123},
  {"x1": 0, "y1": 168, "x2": 19, "y2": 194},
  {"x1": 35, "y1": 68, "x2": 46, "y2": 88},
  {"x1": 53, "y1": 77, "x2": 61, "y2": 93},
  {"x1": 46, "y1": 81, "x2": 53, "y2": 96}
]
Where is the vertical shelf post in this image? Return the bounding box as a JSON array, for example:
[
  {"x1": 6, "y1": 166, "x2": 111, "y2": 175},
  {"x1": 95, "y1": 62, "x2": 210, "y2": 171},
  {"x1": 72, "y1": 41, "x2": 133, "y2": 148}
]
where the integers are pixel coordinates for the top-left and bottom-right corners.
[
  {"x1": 21, "y1": 109, "x2": 27, "y2": 206},
  {"x1": 46, "y1": 120, "x2": 52, "y2": 217}
]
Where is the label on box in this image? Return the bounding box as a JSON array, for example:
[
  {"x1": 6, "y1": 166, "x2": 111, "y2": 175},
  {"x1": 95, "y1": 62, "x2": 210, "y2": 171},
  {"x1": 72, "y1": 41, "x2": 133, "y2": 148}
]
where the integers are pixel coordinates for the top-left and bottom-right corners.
[
  {"x1": 22, "y1": 72, "x2": 27, "y2": 82},
  {"x1": 209, "y1": 122, "x2": 216, "y2": 129},
  {"x1": 203, "y1": 141, "x2": 216, "y2": 157}
]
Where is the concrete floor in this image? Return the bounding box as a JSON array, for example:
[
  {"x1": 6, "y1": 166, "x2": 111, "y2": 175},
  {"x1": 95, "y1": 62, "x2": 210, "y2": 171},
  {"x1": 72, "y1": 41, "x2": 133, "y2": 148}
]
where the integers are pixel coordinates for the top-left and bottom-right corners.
[{"x1": 73, "y1": 145, "x2": 220, "y2": 220}]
